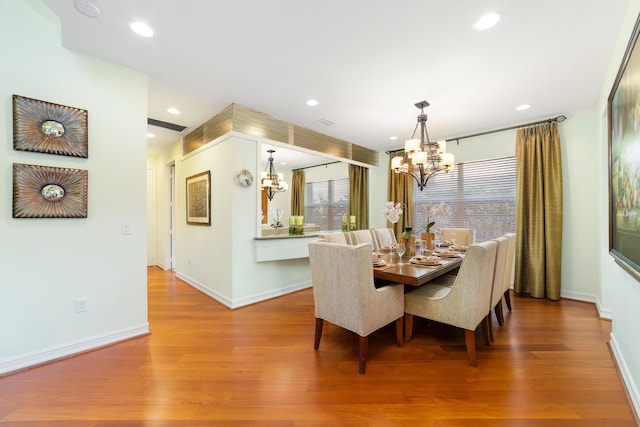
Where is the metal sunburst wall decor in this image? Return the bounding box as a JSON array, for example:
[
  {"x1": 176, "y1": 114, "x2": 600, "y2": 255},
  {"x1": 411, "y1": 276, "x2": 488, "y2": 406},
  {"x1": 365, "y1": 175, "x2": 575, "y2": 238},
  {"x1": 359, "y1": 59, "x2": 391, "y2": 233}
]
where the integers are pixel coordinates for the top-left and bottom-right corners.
[
  {"x1": 13, "y1": 163, "x2": 88, "y2": 218},
  {"x1": 13, "y1": 95, "x2": 88, "y2": 158}
]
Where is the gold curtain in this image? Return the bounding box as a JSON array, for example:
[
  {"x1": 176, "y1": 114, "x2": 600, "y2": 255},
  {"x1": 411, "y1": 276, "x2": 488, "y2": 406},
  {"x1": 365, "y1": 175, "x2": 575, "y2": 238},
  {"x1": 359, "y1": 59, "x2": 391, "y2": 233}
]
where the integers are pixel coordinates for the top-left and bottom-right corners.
[
  {"x1": 515, "y1": 122, "x2": 563, "y2": 300},
  {"x1": 348, "y1": 164, "x2": 369, "y2": 230},
  {"x1": 290, "y1": 170, "x2": 305, "y2": 216},
  {"x1": 387, "y1": 154, "x2": 414, "y2": 238}
]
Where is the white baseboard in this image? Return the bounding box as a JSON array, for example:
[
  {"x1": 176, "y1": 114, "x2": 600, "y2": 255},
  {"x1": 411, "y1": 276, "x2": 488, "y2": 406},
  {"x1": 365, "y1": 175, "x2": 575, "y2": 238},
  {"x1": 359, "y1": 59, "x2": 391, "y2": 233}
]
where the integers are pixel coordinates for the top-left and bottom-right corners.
[
  {"x1": 231, "y1": 281, "x2": 312, "y2": 309},
  {"x1": 175, "y1": 272, "x2": 233, "y2": 307},
  {"x1": 609, "y1": 333, "x2": 640, "y2": 422},
  {"x1": 0, "y1": 324, "x2": 149, "y2": 376},
  {"x1": 560, "y1": 290, "x2": 612, "y2": 319},
  {"x1": 175, "y1": 271, "x2": 312, "y2": 309}
]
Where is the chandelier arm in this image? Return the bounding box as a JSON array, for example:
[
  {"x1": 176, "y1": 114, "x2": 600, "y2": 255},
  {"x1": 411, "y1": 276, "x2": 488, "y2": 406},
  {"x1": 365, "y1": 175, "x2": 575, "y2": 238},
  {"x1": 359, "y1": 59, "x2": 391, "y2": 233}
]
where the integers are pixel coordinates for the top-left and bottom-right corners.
[
  {"x1": 411, "y1": 121, "x2": 420, "y2": 139},
  {"x1": 398, "y1": 169, "x2": 426, "y2": 191}
]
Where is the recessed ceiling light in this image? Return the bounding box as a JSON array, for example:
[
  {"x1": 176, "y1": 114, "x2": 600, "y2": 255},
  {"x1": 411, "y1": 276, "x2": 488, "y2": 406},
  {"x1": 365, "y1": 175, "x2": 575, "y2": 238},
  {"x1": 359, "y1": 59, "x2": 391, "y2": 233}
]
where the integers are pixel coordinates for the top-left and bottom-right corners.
[
  {"x1": 167, "y1": 107, "x2": 180, "y2": 115},
  {"x1": 147, "y1": 133, "x2": 156, "y2": 138},
  {"x1": 473, "y1": 12, "x2": 500, "y2": 31},
  {"x1": 515, "y1": 104, "x2": 531, "y2": 111},
  {"x1": 130, "y1": 22, "x2": 154, "y2": 37},
  {"x1": 389, "y1": 136, "x2": 398, "y2": 141},
  {"x1": 306, "y1": 99, "x2": 319, "y2": 107}
]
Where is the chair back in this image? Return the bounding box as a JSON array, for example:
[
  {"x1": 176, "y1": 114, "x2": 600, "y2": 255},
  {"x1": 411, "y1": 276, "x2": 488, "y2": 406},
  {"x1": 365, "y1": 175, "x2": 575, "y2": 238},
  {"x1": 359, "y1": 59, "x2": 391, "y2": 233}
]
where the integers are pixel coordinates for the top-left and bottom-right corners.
[
  {"x1": 502, "y1": 233, "x2": 516, "y2": 292},
  {"x1": 318, "y1": 232, "x2": 351, "y2": 245},
  {"x1": 372, "y1": 228, "x2": 397, "y2": 250},
  {"x1": 308, "y1": 241, "x2": 403, "y2": 337},
  {"x1": 442, "y1": 228, "x2": 475, "y2": 246},
  {"x1": 348, "y1": 230, "x2": 376, "y2": 250},
  {"x1": 422, "y1": 240, "x2": 497, "y2": 331},
  {"x1": 490, "y1": 236, "x2": 509, "y2": 309}
]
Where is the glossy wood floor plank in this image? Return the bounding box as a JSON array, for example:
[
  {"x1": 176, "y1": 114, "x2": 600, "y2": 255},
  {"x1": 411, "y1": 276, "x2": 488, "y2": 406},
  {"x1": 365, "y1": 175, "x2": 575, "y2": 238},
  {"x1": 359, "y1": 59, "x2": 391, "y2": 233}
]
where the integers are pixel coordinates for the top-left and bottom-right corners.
[{"x1": 0, "y1": 267, "x2": 635, "y2": 426}]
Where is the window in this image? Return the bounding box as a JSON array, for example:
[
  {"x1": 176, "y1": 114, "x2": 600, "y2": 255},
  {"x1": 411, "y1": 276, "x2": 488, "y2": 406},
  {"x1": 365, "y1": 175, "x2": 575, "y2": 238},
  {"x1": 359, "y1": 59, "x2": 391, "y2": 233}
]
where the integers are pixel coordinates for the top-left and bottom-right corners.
[
  {"x1": 305, "y1": 178, "x2": 349, "y2": 231},
  {"x1": 413, "y1": 156, "x2": 516, "y2": 241}
]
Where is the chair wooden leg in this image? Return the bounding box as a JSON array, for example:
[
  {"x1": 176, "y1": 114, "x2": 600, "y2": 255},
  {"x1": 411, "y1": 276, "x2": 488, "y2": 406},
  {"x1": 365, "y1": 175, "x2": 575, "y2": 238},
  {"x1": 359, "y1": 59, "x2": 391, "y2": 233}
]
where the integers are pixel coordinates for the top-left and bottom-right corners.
[
  {"x1": 487, "y1": 312, "x2": 494, "y2": 342},
  {"x1": 480, "y1": 316, "x2": 490, "y2": 346},
  {"x1": 504, "y1": 289, "x2": 512, "y2": 311},
  {"x1": 358, "y1": 335, "x2": 368, "y2": 375},
  {"x1": 404, "y1": 313, "x2": 414, "y2": 342},
  {"x1": 314, "y1": 318, "x2": 323, "y2": 350},
  {"x1": 395, "y1": 317, "x2": 404, "y2": 347},
  {"x1": 495, "y1": 300, "x2": 504, "y2": 326},
  {"x1": 465, "y1": 329, "x2": 478, "y2": 367}
]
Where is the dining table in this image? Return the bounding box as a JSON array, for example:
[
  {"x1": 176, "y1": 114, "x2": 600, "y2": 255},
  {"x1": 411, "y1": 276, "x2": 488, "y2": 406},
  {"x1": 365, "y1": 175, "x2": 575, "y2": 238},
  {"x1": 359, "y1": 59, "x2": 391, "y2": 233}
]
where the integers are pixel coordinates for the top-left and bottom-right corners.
[{"x1": 373, "y1": 253, "x2": 463, "y2": 287}]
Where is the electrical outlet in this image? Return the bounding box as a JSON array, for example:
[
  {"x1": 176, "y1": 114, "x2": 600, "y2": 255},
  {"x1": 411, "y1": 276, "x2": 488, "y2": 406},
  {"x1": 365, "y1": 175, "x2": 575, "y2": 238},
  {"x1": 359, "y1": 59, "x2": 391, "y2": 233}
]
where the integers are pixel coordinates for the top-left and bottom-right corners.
[
  {"x1": 188, "y1": 256, "x2": 192, "y2": 265},
  {"x1": 75, "y1": 297, "x2": 88, "y2": 313}
]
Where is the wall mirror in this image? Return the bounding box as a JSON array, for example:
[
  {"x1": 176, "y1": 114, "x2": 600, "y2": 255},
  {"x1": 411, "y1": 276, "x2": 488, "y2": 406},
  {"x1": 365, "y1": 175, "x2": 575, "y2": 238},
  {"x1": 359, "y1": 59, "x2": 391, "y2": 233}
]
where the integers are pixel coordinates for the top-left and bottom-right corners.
[{"x1": 259, "y1": 143, "x2": 341, "y2": 228}]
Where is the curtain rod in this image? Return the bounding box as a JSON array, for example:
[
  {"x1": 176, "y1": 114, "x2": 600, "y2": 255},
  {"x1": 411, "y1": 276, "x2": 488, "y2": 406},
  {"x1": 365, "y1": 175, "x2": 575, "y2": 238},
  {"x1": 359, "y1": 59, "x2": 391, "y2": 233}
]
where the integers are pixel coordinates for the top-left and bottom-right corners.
[
  {"x1": 292, "y1": 161, "x2": 341, "y2": 172},
  {"x1": 385, "y1": 114, "x2": 567, "y2": 154}
]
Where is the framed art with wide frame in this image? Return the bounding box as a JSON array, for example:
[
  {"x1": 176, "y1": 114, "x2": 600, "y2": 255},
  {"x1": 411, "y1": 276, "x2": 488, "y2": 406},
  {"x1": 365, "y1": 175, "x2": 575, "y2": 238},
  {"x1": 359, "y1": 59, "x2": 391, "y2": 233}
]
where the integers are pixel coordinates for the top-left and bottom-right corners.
[
  {"x1": 13, "y1": 95, "x2": 88, "y2": 158},
  {"x1": 608, "y1": 13, "x2": 640, "y2": 282},
  {"x1": 13, "y1": 163, "x2": 88, "y2": 218},
  {"x1": 186, "y1": 170, "x2": 211, "y2": 226}
]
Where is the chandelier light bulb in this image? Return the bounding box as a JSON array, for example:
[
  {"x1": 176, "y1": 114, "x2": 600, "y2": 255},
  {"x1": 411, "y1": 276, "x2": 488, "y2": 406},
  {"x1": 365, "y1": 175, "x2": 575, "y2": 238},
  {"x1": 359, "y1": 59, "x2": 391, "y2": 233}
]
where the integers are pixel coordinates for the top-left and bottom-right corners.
[{"x1": 391, "y1": 101, "x2": 455, "y2": 191}]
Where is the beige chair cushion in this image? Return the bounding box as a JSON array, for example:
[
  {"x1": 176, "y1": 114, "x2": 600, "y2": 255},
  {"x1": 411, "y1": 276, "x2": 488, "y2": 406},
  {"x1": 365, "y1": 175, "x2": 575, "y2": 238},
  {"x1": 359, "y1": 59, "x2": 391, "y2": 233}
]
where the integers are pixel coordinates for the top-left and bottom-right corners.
[
  {"x1": 318, "y1": 232, "x2": 351, "y2": 245},
  {"x1": 404, "y1": 240, "x2": 498, "y2": 331},
  {"x1": 442, "y1": 228, "x2": 475, "y2": 246},
  {"x1": 489, "y1": 236, "x2": 509, "y2": 309},
  {"x1": 348, "y1": 230, "x2": 376, "y2": 250},
  {"x1": 502, "y1": 233, "x2": 516, "y2": 292},
  {"x1": 372, "y1": 228, "x2": 397, "y2": 251},
  {"x1": 309, "y1": 242, "x2": 404, "y2": 337}
]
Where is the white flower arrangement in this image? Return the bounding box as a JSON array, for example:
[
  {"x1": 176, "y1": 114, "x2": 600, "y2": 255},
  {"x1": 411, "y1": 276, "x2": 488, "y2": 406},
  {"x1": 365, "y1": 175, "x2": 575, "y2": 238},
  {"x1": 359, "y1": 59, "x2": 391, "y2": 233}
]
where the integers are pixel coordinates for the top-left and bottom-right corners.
[
  {"x1": 419, "y1": 201, "x2": 454, "y2": 231},
  {"x1": 271, "y1": 208, "x2": 284, "y2": 228},
  {"x1": 384, "y1": 201, "x2": 403, "y2": 224}
]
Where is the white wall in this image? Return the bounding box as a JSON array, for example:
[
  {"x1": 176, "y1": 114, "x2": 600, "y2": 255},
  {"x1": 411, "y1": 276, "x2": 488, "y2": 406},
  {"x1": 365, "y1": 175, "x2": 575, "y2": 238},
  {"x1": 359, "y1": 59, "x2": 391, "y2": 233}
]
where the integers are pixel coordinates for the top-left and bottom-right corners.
[
  {"x1": 151, "y1": 133, "x2": 391, "y2": 308},
  {"x1": 599, "y1": 0, "x2": 640, "y2": 414},
  {"x1": 0, "y1": 0, "x2": 149, "y2": 374}
]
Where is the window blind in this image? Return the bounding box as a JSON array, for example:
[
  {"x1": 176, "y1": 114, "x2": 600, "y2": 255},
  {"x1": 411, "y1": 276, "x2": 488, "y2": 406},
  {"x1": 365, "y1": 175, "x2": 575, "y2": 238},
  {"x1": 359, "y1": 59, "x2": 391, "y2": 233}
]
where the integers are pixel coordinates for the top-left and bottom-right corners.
[
  {"x1": 413, "y1": 156, "x2": 516, "y2": 241},
  {"x1": 305, "y1": 178, "x2": 349, "y2": 231}
]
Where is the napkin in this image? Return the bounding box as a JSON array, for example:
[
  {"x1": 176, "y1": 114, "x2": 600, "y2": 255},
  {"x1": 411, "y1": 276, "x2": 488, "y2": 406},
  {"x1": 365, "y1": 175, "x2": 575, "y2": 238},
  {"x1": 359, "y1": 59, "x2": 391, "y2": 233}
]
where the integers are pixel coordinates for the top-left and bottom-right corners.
[
  {"x1": 373, "y1": 259, "x2": 387, "y2": 267},
  {"x1": 435, "y1": 250, "x2": 461, "y2": 258},
  {"x1": 409, "y1": 255, "x2": 442, "y2": 266},
  {"x1": 450, "y1": 245, "x2": 468, "y2": 252}
]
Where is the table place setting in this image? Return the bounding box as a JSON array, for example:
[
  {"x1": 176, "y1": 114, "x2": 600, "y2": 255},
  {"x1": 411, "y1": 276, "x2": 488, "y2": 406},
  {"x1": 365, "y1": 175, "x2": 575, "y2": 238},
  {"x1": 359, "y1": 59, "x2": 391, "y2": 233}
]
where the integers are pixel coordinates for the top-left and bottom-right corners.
[
  {"x1": 433, "y1": 250, "x2": 463, "y2": 258},
  {"x1": 372, "y1": 252, "x2": 388, "y2": 268},
  {"x1": 409, "y1": 255, "x2": 443, "y2": 267}
]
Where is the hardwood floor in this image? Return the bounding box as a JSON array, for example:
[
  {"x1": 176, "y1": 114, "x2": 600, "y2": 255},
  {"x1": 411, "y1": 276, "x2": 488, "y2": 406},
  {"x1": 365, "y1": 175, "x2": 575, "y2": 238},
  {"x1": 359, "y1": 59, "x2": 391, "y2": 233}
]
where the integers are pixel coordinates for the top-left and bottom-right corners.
[{"x1": 0, "y1": 266, "x2": 636, "y2": 426}]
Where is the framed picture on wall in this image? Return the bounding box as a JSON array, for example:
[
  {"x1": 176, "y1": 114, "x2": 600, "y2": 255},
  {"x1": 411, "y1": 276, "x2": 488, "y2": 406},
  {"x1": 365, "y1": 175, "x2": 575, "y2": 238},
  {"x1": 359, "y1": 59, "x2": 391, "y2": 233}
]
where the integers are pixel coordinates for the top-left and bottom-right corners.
[
  {"x1": 186, "y1": 171, "x2": 211, "y2": 226},
  {"x1": 13, "y1": 95, "x2": 89, "y2": 158},
  {"x1": 608, "y1": 13, "x2": 640, "y2": 282},
  {"x1": 13, "y1": 163, "x2": 88, "y2": 218}
]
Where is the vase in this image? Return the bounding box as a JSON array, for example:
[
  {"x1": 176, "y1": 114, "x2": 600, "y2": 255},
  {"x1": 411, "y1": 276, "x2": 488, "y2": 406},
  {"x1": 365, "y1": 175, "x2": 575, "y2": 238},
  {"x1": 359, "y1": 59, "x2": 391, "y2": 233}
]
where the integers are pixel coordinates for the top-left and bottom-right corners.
[{"x1": 422, "y1": 232, "x2": 435, "y2": 251}]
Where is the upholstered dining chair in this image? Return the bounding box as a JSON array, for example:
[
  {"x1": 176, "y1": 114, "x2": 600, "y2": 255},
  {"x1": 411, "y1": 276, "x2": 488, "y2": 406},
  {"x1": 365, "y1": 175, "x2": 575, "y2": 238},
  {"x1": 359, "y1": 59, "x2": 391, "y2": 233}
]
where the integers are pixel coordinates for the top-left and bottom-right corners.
[
  {"x1": 318, "y1": 232, "x2": 351, "y2": 245},
  {"x1": 500, "y1": 233, "x2": 517, "y2": 315},
  {"x1": 441, "y1": 228, "x2": 475, "y2": 246},
  {"x1": 488, "y1": 236, "x2": 509, "y2": 338},
  {"x1": 372, "y1": 228, "x2": 398, "y2": 251},
  {"x1": 308, "y1": 241, "x2": 404, "y2": 374},
  {"x1": 348, "y1": 229, "x2": 377, "y2": 250},
  {"x1": 404, "y1": 240, "x2": 498, "y2": 367}
]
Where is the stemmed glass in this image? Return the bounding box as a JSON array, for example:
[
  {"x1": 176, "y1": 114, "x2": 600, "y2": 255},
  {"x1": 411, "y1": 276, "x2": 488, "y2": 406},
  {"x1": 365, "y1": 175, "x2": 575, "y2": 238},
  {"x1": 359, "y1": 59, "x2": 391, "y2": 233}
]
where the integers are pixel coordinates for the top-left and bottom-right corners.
[
  {"x1": 434, "y1": 230, "x2": 442, "y2": 248},
  {"x1": 396, "y1": 242, "x2": 406, "y2": 265}
]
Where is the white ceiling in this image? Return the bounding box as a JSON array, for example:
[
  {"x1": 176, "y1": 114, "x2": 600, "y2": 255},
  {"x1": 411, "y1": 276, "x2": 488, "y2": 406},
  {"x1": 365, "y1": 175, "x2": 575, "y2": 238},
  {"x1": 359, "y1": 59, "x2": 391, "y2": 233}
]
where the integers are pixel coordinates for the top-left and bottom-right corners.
[{"x1": 43, "y1": 0, "x2": 630, "y2": 169}]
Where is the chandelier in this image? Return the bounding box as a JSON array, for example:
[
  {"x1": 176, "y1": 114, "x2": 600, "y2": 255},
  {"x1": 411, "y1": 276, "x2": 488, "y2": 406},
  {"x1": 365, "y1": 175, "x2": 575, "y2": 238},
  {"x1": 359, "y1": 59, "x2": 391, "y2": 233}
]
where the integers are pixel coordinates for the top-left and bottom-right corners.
[
  {"x1": 261, "y1": 149, "x2": 288, "y2": 201},
  {"x1": 391, "y1": 101, "x2": 455, "y2": 191}
]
